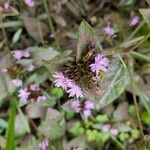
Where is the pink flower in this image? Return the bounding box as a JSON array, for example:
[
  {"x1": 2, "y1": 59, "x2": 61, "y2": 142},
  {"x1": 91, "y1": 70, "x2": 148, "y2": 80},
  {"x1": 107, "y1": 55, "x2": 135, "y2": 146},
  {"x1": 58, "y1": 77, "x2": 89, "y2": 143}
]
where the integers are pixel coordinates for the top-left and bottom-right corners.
[
  {"x1": 0, "y1": 0, "x2": 10, "y2": 11},
  {"x1": 101, "y1": 124, "x2": 111, "y2": 132},
  {"x1": 37, "y1": 95, "x2": 47, "y2": 102},
  {"x1": 24, "y1": 0, "x2": 35, "y2": 7},
  {"x1": 22, "y1": 50, "x2": 30, "y2": 58},
  {"x1": 104, "y1": 25, "x2": 116, "y2": 37},
  {"x1": 53, "y1": 71, "x2": 73, "y2": 90},
  {"x1": 70, "y1": 100, "x2": 81, "y2": 113},
  {"x1": 90, "y1": 54, "x2": 109, "y2": 75},
  {"x1": 18, "y1": 88, "x2": 31, "y2": 102},
  {"x1": 39, "y1": 139, "x2": 49, "y2": 150},
  {"x1": 110, "y1": 128, "x2": 118, "y2": 136},
  {"x1": 67, "y1": 83, "x2": 83, "y2": 98},
  {"x1": 83, "y1": 109, "x2": 91, "y2": 119},
  {"x1": 84, "y1": 100, "x2": 95, "y2": 110},
  {"x1": 129, "y1": 16, "x2": 139, "y2": 26},
  {"x1": 12, "y1": 79, "x2": 23, "y2": 87},
  {"x1": 29, "y1": 83, "x2": 39, "y2": 91},
  {"x1": 28, "y1": 64, "x2": 35, "y2": 72},
  {"x1": 13, "y1": 50, "x2": 23, "y2": 60}
]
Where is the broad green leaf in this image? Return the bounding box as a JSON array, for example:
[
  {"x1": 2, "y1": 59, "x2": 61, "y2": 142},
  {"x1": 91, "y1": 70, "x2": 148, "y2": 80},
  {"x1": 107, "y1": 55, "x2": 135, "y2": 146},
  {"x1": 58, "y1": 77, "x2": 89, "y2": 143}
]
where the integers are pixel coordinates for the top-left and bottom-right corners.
[
  {"x1": 1, "y1": 7, "x2": 19, "y2": 18},
  {"x1": 43, "y1": 50, "x2": 72, "y2": 77},
  {"x1": 12, "y1": 28, "x2": 22, "y2": 45},
  {"x1": 77, "y1": 20, "x2": 102, "y2": 61},
  {"x1": 139, "y1": 8, "x2": 150, "y2": 25},
  {"x1": 38, "y1": 108, "x2": 65, "y2": 140},
  {"x1": 14, "y1": 108, "x2": 30, "y2": 137},
  {"x1": 96, "y1": 59, "x2": 130, "y2": 109},
  {"x1": 27, "y1": 46, "x2": 59, "y2": 66},
  {"x1": 0, "y1": 53, "x2": 16, "y2": 103},
  {"x1": 5, "y1": 100, "x2": 17, "y2": 150}
]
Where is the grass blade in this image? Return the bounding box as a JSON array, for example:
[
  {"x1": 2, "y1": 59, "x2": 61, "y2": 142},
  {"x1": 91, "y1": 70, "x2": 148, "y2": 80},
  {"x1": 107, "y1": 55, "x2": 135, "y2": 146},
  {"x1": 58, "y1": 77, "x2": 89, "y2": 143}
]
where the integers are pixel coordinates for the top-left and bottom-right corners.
[{"x1": 5, "y1": 100, "x2": 17, "y2": 150}]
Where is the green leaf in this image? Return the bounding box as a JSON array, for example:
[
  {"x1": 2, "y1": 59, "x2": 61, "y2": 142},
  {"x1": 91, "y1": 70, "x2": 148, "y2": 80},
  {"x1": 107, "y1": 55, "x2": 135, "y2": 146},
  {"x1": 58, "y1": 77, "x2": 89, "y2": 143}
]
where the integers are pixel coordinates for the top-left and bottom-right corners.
[
  {"x1": 77, "y1": 20, "x2": 102, "y2": 61},
  {"x1": 51, "y1": 87, "x2": 64, "y2": 98},
  {"x1": 38, "y1": 108, "x2": 65, "y2": 140},
  {"x1": 141, "y1": 111, "x2": 150, "y2": 125},
  {"x1": 139, "y1": 8, "x2": 150, "y2": 25},
  {"x1": 12, "y1": 28, "x2": 22, "y2": 45},
  {"x1": 97, "y1": 59, "x2": 129, "y2": 109},
  {"x1": 5, "y1": 100, "x2": 17, "y2": 150},
  {"x1": 96, "y1": 115, "x2": 108, "y2": 123},
  {"x1": 0, "y1": 118, "x2": 8, "y2": 129},
  {"x1": 14, "y1": 108, "x2": 30, "y2": 137}
]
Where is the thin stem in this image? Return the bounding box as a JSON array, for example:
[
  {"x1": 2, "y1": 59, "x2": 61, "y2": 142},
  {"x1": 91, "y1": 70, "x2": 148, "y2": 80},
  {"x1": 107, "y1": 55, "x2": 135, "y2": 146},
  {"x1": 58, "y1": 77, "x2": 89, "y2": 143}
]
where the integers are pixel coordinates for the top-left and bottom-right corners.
[
  {"x1": 0, "y1": 15, "x2": 10, "y2": 53},
  {"x1": 37, "y1": 20, "x2": 45, "y2": 46},
  {"x1": 130, "y1": 51, "x2": 150, "y2": 62},
  {"x1": 43, "y1": 0, "x2": 60, "y2": 48},
  {"x1": 125, "y1": 20, "x2": 145, "y2": 42},
  {"x1": 111, "y1": 136, "x2": 124, "y2": 150},
  {"x1": 128, "y1": 57, "x2": 144, "y2": 138}
]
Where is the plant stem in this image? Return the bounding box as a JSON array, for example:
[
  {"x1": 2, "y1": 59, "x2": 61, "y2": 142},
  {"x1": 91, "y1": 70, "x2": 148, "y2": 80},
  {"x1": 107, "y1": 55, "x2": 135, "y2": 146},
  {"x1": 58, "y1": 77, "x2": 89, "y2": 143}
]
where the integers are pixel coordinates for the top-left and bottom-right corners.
[
  {"x1": 0, "y1": 15, "x2": 10, "y2": 53},
  {"x1": 128, "y1": 58, "x2": 144, "y2": 138},
  {"x1": 111, "y1": 136, "x2": 124, "y2": 150},
  {"x1": 43, "y1": 0, "x2": 60, "y2": 48},
  {"x1": 37, "y1": 20, "x2": 45, "y2": 46},
  {"x1": 130, "y1": 51, "x2": 150, "y2": 63},
  {"x1": 125, "y1": 20, "x2": 145, "y2": 42}
]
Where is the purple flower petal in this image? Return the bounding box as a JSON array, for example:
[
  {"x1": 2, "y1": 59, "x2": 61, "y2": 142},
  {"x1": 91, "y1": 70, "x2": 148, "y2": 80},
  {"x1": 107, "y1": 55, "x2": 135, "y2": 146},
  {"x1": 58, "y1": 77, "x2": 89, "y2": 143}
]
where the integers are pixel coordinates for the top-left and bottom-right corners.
[
  {"x1": 70, "y1": 99, "x2": 81, "y2": 113},
  {"x1": 84, "y1": 100, "x2": 95, "y2": 110},
  {"x1": 12, "y1": 79, "x2": 23, "y2": 87},
  {"x1": 18, "y1": 88, "x2": 30, "y2": 102}
]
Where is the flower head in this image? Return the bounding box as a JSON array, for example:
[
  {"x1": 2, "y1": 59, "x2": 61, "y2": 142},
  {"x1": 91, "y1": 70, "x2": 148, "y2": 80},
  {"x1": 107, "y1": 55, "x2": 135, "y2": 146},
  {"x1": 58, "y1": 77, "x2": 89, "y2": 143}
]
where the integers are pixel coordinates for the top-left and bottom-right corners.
[
  {"x1": 67, "y1": 83, "x2": 83, "y2": 98},
  {"x1": 101, "y1": 124, "x2": 111, "y2": 132},
  {"x1": 39, "y1": 139, "x2": 49, "y2": 150},
  {"x1": 13, "y1": 50, "x2": 23, "y2": 60},
  {"x1": 84, "y1": 100, "x2": 95, "y2": 110},
  {"x1": 29, "y1": 83, "x2": 39, "y2": 91},
  {"x1": 83, "y1": 109, "x2": 92, "y2": 119},
  {"x1": 12, "y1": 79, "x2": 23, "y2": 87},
  {"x1": 129, "y1": 16, "x2": 139, "y2": 26},
  {"x1": 90, "y1": 54, "x2": 109, "y2": 75},
  {"x1": 53, "y1": 71, "x2": 73, "y2": 90},
  {"x1": 104, "y1": 25, "x2": 116, "y2": 37},
  {"x1": 110, "y1": 128, "x2": 118, "y2": 136},
  {"x1": 18, "y1": 88, "x2": 31, "y2": 102},
  {"x1": 24, "y1": 0, "x2": 35, "y2": 7},
  {"x1": 37, "y1": 95, "x2": 47, "y2": 102},
  {"x1": 28, "y1": 64, "x2": 35, "y2": 72},
  {"x1": 22, "y1": 50, "x2": 30, "y2": 58},
  {"x1": 70, "y1": 99, "x2": 81, "y2": 113}
]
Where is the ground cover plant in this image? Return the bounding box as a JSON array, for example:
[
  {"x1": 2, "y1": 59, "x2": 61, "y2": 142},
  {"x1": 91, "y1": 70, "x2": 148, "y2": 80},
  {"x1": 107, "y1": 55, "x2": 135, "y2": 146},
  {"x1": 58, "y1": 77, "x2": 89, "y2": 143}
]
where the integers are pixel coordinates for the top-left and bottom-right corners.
[{"x1": 0, "y1": 0, "x2": 150, "y2": 150}]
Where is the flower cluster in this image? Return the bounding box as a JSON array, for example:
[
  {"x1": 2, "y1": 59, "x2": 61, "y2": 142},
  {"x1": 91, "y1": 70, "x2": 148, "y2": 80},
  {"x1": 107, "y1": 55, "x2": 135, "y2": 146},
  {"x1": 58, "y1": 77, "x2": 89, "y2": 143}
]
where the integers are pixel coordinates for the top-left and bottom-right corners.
[
  {"x1": 18, "y1": 83, "x2": 47, "y2": 103},
  {"x1": 12, "y1": 50, "x2": 36, "y2": 72},
  {"x1": 90, "y1": 54, "x2": 109, "y2": 76},
  {"x1": 101, "y1": 124, "x2": 118, "y2": 136},
  {"x1": 129, "y1": 15, "x2": 139, "y2": 26},
  {"x1": 39, "y1": 139, "x2": 49, "y2": 150},
  {"x1": 24, "y1": 0, "x2": 35, "y2": 7},
  {"x1": 70, "y1": 99, "x2": 95, "y2": 119},
  {"x1": 53, "y1": 71, "x2": 83, "y2": 98}
]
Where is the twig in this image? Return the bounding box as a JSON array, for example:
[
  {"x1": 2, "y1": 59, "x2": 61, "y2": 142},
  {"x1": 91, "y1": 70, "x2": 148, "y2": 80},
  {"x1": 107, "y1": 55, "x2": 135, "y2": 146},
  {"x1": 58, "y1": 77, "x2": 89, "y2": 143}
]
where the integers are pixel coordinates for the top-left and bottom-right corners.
[
  {"x1": 128, "y1": 57, "x2": 144, "y2": 138},
  {"x1": 43, "y1": 0, "x2": 60, "y2": 48}
]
